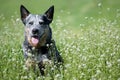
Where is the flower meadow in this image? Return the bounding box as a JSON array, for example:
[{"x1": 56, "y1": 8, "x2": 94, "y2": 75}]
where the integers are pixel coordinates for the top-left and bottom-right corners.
[
  {"x1": 0, "y1": 12, "x2": 120, "y2": 80},
  {"x1": 0, "y1": 1, "x2": 120, "y2": 79}
]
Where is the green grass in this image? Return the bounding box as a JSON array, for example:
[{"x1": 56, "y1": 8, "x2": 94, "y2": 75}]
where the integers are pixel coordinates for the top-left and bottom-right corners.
[{"x1": 0, "y1": 0, "x2": 120, "y2": 80}]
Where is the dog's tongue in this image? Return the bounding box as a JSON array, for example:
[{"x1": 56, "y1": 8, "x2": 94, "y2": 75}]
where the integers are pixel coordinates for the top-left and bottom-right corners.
[{"x1": 31, "y1": 37, "x2": 39, "y2": 45}]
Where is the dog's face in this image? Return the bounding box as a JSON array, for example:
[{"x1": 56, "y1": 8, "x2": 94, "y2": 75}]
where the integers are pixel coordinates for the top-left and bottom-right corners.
[{"x1": 20, "y1": 5, "x2": 54, "y2": 47}]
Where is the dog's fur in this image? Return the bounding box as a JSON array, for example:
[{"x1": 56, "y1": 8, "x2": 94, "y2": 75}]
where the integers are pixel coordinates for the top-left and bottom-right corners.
[{"x1": 20, "y1": 5, "x2": 63, "y2": 75}]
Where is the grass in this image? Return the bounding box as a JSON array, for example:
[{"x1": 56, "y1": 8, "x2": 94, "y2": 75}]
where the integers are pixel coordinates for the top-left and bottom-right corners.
[
  {"x1": 0, "y1": 0, "x2": 120, "y2": 80},
  {"x1": 0, "y1": 15, "x2": 120, "y2": 80}
]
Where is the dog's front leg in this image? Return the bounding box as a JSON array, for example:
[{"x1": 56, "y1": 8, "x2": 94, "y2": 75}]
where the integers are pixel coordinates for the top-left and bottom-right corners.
[
  {"x1": 38, "y1": 54, "x2": 52, "y2": 76},
  {"x1": 22, "y1": 44, "x2": 36, "y2": 70}
]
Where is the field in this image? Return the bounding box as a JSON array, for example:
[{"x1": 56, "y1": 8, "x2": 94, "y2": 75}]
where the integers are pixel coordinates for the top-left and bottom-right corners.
[{"x1": 0, "y1": 0, "x2": 120, "y2": 80}]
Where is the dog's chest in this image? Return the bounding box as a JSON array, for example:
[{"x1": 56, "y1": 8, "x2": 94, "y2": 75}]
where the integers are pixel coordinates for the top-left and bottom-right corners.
[{"x1": 27, "y1": 47, "x2": 49, "y2": 63}]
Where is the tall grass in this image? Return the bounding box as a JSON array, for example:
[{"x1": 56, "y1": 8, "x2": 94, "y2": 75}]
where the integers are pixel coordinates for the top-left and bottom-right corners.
[{"x1": 0, "y1": 11, "x2": 120, "y2": 80}]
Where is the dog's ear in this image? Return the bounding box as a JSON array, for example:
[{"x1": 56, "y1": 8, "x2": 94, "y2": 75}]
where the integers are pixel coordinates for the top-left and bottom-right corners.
[
  {"x1": 20, "y1": 5, "x2": 30, "y2": 24},
  {"x1": 44, "y1": 5, "x2": 54, "y2": 23}
]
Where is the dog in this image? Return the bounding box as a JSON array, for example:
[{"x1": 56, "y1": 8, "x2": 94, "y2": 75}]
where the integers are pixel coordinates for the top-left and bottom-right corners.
[{"x1": 20, "y1": 5, "x2": 63, "y2": 75}]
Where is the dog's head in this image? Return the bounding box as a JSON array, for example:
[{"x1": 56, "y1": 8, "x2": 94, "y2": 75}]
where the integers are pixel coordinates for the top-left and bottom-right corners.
[{"x1": 20, "y1": 5, "x2": 54, "y2": 48}]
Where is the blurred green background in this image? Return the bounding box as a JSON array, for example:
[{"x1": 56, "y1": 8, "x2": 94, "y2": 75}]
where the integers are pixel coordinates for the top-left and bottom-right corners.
[
  {"x1": 0, "y1": 0, "x2": 120, "y2": 79},
  {"x1": 0, "y1": 0, "x2": 120, "y2": 30}
]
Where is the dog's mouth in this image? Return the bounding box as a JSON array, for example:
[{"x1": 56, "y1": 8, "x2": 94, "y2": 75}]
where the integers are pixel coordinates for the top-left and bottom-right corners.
[
  {"x1": 30, "y1": 33, "x2": 45, "y2": 47},
  {"x1": 31, "y1": 36, "x2": 39, "y2": 46}
]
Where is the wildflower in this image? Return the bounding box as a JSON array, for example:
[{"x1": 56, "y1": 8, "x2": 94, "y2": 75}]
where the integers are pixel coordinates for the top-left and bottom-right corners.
[
  {"x1": 98, "y1": 3, "x2": 102, "y2": 7},
  {"x1": 55, "y1": 74, "x2": 61, "y2": 78},
  {"x1": 96, "y1": 69, "x2": 101, "y2": 75},
  {"x1": 106, "y1": 61, "x2": 112, "y2": 68},
  {"x1": 65, "y1": 64, "x2": 71, "y2": 68},
  {"x1": 16, "y1": 18, "x2": 20, "y2": 22},
  {"x1": 21, "y1": 76, "x2": 28, "y2": 79},
  {"x1": 117, "y1": 59, "x2": 120, "y2": 63}
]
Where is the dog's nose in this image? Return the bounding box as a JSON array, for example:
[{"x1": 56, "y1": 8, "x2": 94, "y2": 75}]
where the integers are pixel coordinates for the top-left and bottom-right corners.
[{"x1": 32, "y1": 28, "x2": 39, "y2": 34}]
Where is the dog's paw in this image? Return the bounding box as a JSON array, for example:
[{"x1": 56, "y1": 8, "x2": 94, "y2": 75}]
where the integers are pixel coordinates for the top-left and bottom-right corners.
[
  {"x1": 42, "y1": 59, "x2": 52, "y2": 65},
  {"x1": 25, "y1": 58, "x2": 36, "y2": 69}
]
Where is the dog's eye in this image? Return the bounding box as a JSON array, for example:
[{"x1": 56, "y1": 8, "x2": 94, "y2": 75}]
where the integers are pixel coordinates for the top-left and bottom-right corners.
[
  {"x1": 39, "y1": 22, "x2": 44, "y2": 25},
  {"x1": 29, "y1": 21, "x2": 34, "y2": 25}
]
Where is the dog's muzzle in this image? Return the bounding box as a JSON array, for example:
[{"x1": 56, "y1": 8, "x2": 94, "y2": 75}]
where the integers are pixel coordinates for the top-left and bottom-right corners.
[
  {"x1": 31, "y1": 28, "x2": 45, "y2": 46},
  {"x1": 30, "y1": 28, "x2": 39, "y2": 46},
  {"x1": 32, "y1": 28, "x2": 39, "y2": 35}
]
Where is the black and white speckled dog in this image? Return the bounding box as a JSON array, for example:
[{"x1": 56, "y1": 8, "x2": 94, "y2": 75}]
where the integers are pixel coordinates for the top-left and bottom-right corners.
[{"x1": 20, "y1": 5, "x2": 63, "y2": 75}]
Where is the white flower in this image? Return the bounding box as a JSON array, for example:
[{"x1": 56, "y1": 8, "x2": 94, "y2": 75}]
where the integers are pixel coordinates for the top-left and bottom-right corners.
[
  {"x1": 117, "y1": 59, "x2": 120, "y2": 63},
  {"x1": 65, "y1": 64, "x2": 71, "y2": 68},
  {"x1": 106, "y1": 61, "x2": 112, "y2": 68}
]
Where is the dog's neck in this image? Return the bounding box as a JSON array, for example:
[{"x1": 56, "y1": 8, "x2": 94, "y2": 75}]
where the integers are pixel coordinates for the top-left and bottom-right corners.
[
  {"x1": 25, "y1": 38, "x2": 54, "y2": 51},
  {"x1": 25, "y1": 39, "x2": 56, "y2": 60}
]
